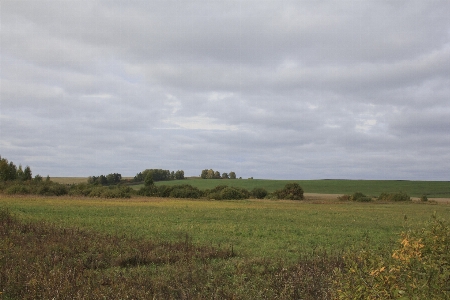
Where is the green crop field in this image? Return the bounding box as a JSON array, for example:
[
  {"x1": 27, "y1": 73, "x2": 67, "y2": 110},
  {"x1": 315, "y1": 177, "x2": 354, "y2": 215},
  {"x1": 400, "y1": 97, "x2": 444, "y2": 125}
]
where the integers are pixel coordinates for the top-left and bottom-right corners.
[
  {"x1": 2, "y1": 196, "x2": 449, "y2": 260},
  {"x1": 129, "y1": 178, "x2": 450, "y2": 198}
]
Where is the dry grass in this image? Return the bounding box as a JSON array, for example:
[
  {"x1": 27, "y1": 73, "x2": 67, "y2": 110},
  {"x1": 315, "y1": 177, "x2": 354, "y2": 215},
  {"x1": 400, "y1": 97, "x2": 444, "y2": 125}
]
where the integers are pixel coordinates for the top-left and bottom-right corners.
[{"x1": 51, "y1": 177, "x2": 88, "y2": 184}]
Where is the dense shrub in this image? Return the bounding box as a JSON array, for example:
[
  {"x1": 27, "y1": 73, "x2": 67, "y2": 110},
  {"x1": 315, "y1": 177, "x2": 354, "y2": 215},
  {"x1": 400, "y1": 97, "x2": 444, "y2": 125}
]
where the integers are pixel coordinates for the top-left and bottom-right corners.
[
  {"x1": 251, "y1": 187, "x2": 268, "y2": 199},
  {"x1": 206, "y1": 185, "x2": 250, "y2": 200},
  {"x1": 272, "y1": 183, "x2": 304, "y2": 200},
  {"x1": 333, "y1": 215, "x2": 450, "y2": 299},
  {"x1": 350, "y1": 192, "x2": 372, "y2": 202},
  {"x1": 168, "y1": 185, "x2": 203, "y2": 199},
  {"x1": 378, "y1": 192, "x2": 411, "y2": 202},
  {"x1": 5, "y1": 183, "x2": 31, "y2": 195},
  {"x1": 1, "y1": 180, "x2": 68, "y2": 196},
  {"x1": 87, "y1": 186, "x2": 131, "y2": 198}
]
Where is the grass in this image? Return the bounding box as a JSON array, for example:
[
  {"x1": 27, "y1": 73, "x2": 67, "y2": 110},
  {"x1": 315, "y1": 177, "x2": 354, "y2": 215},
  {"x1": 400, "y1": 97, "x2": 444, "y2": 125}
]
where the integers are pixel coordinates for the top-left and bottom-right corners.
[
  {"x1": 0, "y1": 208, "x2": 342, "y2": 299},
  {"x1": 1, "y1": 196, "x2": 449, "y2": 299},
  {"x1": 134, "y1": 178, "x2": 450, "y2": 198},
  {"x1": 2, "y1": 196, "x2": 449, "y2": 261}
]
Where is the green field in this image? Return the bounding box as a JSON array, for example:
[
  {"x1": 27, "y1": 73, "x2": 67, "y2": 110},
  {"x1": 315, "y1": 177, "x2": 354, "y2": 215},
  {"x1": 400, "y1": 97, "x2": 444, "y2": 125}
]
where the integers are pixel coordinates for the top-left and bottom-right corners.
[
  {"x1": 2, "y1": 196, "x2": 449, "y2": 261},
  {"x1": 131, "y1": 178, "x2": 450, "y2": 198}
]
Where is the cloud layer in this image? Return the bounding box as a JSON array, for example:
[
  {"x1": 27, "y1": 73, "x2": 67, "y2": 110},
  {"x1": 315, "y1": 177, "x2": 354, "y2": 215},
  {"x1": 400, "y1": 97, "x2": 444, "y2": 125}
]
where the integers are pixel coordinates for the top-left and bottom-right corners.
[{"x1": 1, "y1": 1, "x2": 450, "y2": 179}]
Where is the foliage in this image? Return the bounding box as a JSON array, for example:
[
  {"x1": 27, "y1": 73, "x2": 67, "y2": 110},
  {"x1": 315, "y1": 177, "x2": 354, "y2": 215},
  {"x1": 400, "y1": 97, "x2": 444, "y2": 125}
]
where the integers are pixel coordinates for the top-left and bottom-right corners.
[
  {"x1": 0, "y1": 156, "x2": 32, "y2": 182},
  {"x1": 333, "y1": 215, "x2": 450, "y2": 299},
  {"x1": 378, "y1": 192, "x2": 411, "y2": 202},
  {"x1": 272, "y1": 183, "x2": 304, "y2": 200},
  {"x1": 351, "y1": 192, "x2": 372, "y2": 202},
  {"x1": 201, "y1": 169, "x2": 237, "y2": 180},
  {"x1": 0, "y1": 180, "x2": 69, "y2": 196},
  {"x1": 251, "y1": 187, "x2": 268, "y2": 199},
  {"x1": 88, "y1": 173, "x2": 122, "y2": 185},
  {"x1": 421, "y1": 194, "x2": 429, "y2": 202},
  {"x1": 206, "y1": 185, "x2": 250, "y2": 200},
  {"x1": 134, "y1": 169, "x2": 185, "y2": 182}
]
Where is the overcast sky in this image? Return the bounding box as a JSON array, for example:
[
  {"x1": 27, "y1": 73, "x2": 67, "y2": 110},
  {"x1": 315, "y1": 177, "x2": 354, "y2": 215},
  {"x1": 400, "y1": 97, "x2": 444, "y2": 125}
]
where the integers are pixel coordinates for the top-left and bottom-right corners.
[{"x1": 1, "y1": 1, "x2": 449, "y2": 180}]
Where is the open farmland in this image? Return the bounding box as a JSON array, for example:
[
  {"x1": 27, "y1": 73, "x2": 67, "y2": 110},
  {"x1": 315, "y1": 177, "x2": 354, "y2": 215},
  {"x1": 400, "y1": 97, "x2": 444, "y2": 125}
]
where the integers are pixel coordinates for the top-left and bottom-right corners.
[{"x1": 134, "y1": 178, "x2": 450, "y2": 198}]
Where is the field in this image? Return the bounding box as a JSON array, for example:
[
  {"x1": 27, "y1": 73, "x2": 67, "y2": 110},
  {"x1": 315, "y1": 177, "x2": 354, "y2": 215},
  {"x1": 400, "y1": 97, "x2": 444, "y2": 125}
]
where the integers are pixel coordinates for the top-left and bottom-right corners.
[
  {"x1": 1, "y1": 194, "x2": 449, "y2": 298},
  {"x1": 2, "y1": 196, "x2": 449, "y2": 260},
  {"x1": 52, "y1": 177, "x2": 450, "y2": 198},
  {"x1": 140, "y1": 178, "x2": 450, "y2": 198}
]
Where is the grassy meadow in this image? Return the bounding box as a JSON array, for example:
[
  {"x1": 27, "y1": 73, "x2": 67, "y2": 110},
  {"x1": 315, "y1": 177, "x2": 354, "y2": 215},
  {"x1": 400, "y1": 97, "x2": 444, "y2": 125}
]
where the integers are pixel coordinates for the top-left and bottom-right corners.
[
  {"x1": 2, "y1": 196, "x2": 448, "y2": 260},
  {"x1": 2, "y1": 195, "x2": 449, "y2": 298}
]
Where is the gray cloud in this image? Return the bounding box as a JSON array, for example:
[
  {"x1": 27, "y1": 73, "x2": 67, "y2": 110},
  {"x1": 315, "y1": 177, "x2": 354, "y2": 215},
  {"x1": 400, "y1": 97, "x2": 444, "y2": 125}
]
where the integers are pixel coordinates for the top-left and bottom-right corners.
[{"x1": 1, "y1": 0, "x2": 449, "y2": 179}]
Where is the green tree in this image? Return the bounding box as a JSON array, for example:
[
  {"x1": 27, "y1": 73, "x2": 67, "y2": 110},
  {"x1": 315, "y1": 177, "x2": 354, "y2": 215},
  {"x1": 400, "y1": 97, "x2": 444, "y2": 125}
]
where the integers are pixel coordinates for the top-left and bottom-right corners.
[
  {"x1": 175, "y1": 170, "x2": 184, "y2": 180},
  {"x1": 214, "y1": 171, "x2": 221, "y2": 179},
  {"x1": 207, "y1": 169, "x2": 215, "y2": 179},
  {"x1": 229, "y1": 171, "x2": 236, "y2": 179},
  {"x1": 201, "y1": 169, "x2": 208, "y2": 179},
  {"x1": 144, "y1": 172, "x2": 154, "y2": 187},
  {"x1": 222, "y1": 172, "x2": 229, "y2": 179},
  {"x1": 23, "y1": 166, "x2": 32, "y2": 181}
]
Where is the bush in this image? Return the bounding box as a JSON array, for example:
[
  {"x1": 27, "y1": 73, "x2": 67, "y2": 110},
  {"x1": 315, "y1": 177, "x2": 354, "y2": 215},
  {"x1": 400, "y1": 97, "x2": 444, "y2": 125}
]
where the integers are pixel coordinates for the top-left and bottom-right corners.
[
  {"x1": 272, "y1": 183, "x2": 304, "y2": 200},
  {"x1": 350, "y1": 192, "x2": 372, "y2": 202},
  {"x1": 251, "y1": 187, "x2": 268, "y2": 199},
  {"x1": 420, "y1": 194, "x2": 429, "y2": 202},
  {"x1": 378, "y1": 192, "x2": 411, "y2": 202},
  {"x1": 206, "y1": 185, "x2": 250, "y2": 200},
  {"x1": 5, "y1": 184, "x2": 30, "y2": 195},
  {"x1": 168, "y1": 185, "x2": 203, "y2": 199},
  {"x1": 333, "y1": 215, "x2": 450, "y2": 299}
]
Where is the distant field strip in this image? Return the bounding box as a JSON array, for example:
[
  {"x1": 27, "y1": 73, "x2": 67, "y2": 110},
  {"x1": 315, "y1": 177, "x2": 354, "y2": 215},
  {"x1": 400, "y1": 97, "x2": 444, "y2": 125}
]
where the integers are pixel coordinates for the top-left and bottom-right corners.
[
  {"x1": 1, "y1": 196, "x2": 449, "y2": 261},
  {"x1": 143, "y1": 179, "x2": 450, "y2": 198}
]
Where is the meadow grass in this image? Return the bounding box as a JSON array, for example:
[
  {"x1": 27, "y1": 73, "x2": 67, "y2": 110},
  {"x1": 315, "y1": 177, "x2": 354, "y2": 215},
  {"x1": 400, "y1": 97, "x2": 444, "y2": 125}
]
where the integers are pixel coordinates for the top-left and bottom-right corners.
[
  {"x1": 2, "y1": 196, "x2": 448, "y2": 261},
  {"x1": 136, "y1": 178, "x2": 450, "y2": 198},
  {"x1": 51, "y1": 177, "x2": 89, "y2": 184}
]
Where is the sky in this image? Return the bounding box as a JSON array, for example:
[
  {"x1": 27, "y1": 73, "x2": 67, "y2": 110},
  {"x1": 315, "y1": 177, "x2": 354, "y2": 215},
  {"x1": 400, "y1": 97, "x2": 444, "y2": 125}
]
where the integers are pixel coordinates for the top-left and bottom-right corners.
[{"x1": 1, "y1": 1, "x2": 450, "y2": 180}]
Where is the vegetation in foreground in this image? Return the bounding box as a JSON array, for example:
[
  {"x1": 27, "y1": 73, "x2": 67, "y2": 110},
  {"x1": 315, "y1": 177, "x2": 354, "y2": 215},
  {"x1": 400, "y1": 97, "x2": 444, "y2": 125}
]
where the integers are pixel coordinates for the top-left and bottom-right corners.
[
  {"x1": 1, "y1": 209, "x2": 449, "y2": 299},
  {"x1": 0, "y1": 209, "x2": 342, "y2": 299}
]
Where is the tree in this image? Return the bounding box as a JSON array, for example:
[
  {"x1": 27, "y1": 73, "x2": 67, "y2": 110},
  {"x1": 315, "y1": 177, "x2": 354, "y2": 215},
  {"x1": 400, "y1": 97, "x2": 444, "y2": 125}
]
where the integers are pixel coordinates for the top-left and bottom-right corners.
[
  {"x1": 23, "y1": 166, "x2": 32, "y2": 181},
  {"x1": 214, "y1": 171, "x2": 221, "y2": 179},
  {"x1": 201, "y1": 169, "x2": 208, "y2": 179},
  {"x1": 17, "y1": 165, "x2": 24, "y2": 181},
  {"x1": 144, "y1": 172, "x2": 154, "y2": 187},
  {"x1": 207, "y1": 169, "x2": 215, "y2": 179},
  {"x1": 229, "y1": 172, "x2": 236, "y2": 179},
  {"x1": 175, "y1": 170, "x2": 184, "y2": 180},
  {"x1": 222, "y1": 172, "x2": 229, "y2": 179}
]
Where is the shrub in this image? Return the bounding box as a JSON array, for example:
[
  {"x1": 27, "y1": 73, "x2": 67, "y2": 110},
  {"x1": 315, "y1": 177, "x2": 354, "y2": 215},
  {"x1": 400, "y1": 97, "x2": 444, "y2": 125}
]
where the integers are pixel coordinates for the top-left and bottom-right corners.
[
  {"x1": 5, "y1": 184, "x2": 30, "y2": 195},
  {"x1": 420, "y1": 194, "x2": 429, "y2": 202},
  {"x1": 251, "y1": 187, "x2": 268, "y2": 199},
  {"x1": 350, "y1": 192, "x2": 372, "y2": 202},
  {"x1": 378, "y1": 192, "x2": 411, "y2": 202},
  {"x1": 169, "y1": 185, "x2": 203, "y2": 199},
  {"x1": 333, "y1": 215, "x2": 450, "y2": 299},
  {"x1": 206, "y1": 185, "x2": 250, "y2": 200},
  {"x1": 272, "y1": 183, "x2": 304, "y2": 200}
]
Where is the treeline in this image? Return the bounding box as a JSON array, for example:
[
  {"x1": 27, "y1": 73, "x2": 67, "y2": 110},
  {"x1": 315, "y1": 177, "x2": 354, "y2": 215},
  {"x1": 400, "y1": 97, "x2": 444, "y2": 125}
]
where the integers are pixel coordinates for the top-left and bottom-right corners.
[
  {"x1": 200, "y1": 169, "x2": 237, "y2": 179},
  {"x1": 0, "y1": 156, "x2": 33, "y2": 182},
  {"x1": 134, "y1": 169, "x2": 185, "y2": 182},
  {"x1": 88, "y1": 173, "x2": 122, "y2": 185}
]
